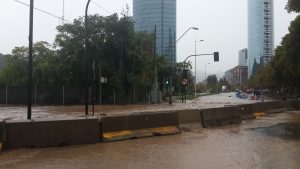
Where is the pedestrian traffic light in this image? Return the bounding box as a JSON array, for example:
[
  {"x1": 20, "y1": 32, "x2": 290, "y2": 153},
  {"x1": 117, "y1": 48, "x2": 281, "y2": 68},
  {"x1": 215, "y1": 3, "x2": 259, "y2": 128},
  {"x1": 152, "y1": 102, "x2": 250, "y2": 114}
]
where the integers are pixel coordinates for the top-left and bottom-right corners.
[
  {"x1": 182, "y1": 69, "x2": 188, "y2": 79},
  {"x1": 214, "y1": 52, "x2": 219, "y2": 62}
]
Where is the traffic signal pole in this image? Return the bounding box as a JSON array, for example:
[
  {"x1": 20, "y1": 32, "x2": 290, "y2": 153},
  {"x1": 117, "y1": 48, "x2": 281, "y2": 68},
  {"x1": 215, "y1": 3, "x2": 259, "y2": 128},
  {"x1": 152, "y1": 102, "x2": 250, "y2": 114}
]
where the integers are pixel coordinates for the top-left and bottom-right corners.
[{"x1": 182, "y1": 52, "x2": 219, "y2": 104}]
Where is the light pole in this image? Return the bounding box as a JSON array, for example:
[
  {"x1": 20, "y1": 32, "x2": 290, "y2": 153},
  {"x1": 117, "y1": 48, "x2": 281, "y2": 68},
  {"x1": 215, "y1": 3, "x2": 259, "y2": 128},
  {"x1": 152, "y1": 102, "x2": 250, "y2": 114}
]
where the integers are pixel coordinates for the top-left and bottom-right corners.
[
  {"x1": 194, "y1": 39, "x2": 204, "y2": 98},
  {"x1": 176, "y1": 27, "x2": 199, "y2": 43},
  {"x1": 84, "y1": 0, "x2": 91, "y2": 116},
  {"x1": 205, "y1": 63, "x2": 210, "y2": 80},
  {"x1": 169, "y1": 27, "x2": 198, "y2": 105},
  {"x1": 183, "y1": 53, "x2": 219, "y2": 103}
]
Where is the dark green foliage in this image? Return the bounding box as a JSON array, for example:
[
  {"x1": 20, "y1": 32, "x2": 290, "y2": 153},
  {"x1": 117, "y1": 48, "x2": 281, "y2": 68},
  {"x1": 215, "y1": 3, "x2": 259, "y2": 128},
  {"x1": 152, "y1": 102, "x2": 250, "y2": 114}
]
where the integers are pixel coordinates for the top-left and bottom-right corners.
[
  {"x1": 207, "y1": 75, "x2": 218, "y2": 85},
  {"x1": 0, "y1": 53, "x2": 5, "y2": 69},
  {"x1": 0, "y1": 14, "x2": 183, "y2": 103},
  {"x1": 286, "y1": 0, "x2": 300, "y2": 13}
]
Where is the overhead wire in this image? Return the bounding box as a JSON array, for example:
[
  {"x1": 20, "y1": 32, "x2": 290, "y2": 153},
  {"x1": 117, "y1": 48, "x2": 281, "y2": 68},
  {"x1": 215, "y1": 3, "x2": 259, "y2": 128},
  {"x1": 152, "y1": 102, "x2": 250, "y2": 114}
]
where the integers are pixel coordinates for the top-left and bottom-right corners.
[
  {"x1": 14, "y1": 0, "x2": 116, "y2": 24},
  {"x1": 13, "y1": 0, "x2": 71, "y2": 23},
  {"x1": 91, "y1": 0, "x2": 113, "y2": 15}
]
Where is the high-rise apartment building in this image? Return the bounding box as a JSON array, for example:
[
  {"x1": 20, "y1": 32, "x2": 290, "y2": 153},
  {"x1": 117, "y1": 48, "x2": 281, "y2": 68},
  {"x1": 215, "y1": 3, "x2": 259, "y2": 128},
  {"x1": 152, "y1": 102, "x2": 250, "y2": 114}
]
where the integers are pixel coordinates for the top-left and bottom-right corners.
[
  {"x1": 238, "y1": 49, "x2": 248, "y2": 66},
  {"x1": 248, "y1": 0, "x2": 274, "y2": 77},
  {"x1": 133, "y1": 0, "x2": 176, "y2": 64}
]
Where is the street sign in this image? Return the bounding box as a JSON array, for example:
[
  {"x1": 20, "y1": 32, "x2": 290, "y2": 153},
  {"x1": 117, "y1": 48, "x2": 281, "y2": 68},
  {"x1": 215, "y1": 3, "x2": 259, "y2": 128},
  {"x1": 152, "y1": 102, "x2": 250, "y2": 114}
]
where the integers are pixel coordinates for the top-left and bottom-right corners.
[{"x1": 182, "y1": 79, "x2": 188, "y2": 85}]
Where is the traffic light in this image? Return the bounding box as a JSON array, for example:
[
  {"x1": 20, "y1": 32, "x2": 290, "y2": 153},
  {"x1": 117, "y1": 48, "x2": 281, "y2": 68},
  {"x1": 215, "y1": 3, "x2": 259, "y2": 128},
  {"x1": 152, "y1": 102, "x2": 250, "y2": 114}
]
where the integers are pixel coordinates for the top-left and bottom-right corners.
[
  {"x1": 182, "y1": 69, "x2": 188, "y2": 79},
  {"x1": 214, "y1": 52, "x2": 219, "y2": 62}
]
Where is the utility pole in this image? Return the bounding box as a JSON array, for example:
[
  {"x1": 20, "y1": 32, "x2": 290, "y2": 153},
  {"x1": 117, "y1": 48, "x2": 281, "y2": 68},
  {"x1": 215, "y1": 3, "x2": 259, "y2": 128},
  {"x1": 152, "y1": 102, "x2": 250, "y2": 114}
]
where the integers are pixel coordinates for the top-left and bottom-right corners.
[
  {"x1": 84, "y1": 0, "x2": 91, "y2": 116},
  {"x1": 154, "y1": 25, "x2": 158, "y2": 104},
  {"x1": 27, "y1": 0, "x2": 34, "y2": 120},
  {"x1": 169, "y1": 31, "x2": 175, "y2": 105}
]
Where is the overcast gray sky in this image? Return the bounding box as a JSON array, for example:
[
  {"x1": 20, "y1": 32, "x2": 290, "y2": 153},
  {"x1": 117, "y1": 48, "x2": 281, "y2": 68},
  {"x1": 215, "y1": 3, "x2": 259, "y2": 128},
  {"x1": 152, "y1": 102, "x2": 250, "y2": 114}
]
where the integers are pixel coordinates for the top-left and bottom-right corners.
[{"x1": 0, "y1": 0, "x2": 298, "y2": 75}]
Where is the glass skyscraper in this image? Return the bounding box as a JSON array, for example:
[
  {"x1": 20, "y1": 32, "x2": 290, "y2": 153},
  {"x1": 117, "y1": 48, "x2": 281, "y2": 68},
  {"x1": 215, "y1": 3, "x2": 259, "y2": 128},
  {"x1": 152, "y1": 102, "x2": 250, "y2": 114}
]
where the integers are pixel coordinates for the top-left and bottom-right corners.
[
  {"x1": 248, "y1": 0, "x2": 274, "y2": 77},
  {"x1": 133, "y1": 0, "x2": 176, "y2": 64}
]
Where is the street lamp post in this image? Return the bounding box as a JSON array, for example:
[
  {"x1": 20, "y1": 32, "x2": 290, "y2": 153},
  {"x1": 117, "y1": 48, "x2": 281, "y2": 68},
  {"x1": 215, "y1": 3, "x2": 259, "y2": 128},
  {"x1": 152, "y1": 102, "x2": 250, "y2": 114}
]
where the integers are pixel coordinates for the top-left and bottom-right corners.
[
  {"x1": 194, "y1": 39, "x2": 204, "y2": 98},
  {"x1": 84, "y1": 0, "x2": 92, "y2": 116},
  {"x1": 169, "y1": 27, "x2": 198, "y2": 105},
  {"x1": 176, "y1": 27, "x2": 199, "y2": 43}
]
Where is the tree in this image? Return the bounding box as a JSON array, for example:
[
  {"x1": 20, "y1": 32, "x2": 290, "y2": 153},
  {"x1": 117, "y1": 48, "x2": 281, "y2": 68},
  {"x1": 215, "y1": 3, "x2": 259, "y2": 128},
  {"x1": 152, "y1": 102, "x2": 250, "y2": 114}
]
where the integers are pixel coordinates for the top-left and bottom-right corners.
[
  {"x1": 206, "y1": 74, "x2": 218, "y2": 93},
  {"x1": 172, "y1": 61, "x2": 193, "y2": 95},
  {"x1": 0, "y1": 42, "x2": 59, "y2": 86},
  {"x1": 55, "y1": 14, "x2": 164, "y2": 103},
  {"x1": 286, "y1": 0, "x2": 300, "y2": 13},
  {"x1": 0, "y1": 47, "x2": 28, "y2": 85},
  {"x1": 207, "y1": 75, "x2": 217, "y2": 85},
  {"x1": 0, "y1": 53, "x2": 5, "y2": 69}
]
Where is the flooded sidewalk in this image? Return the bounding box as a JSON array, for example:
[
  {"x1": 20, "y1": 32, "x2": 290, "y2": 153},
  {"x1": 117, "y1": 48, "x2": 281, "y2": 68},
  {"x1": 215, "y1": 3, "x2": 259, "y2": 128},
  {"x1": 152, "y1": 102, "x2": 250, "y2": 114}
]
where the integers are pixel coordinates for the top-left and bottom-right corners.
[{"x1": 0, "y1": 93, "x2": 259, "y2": 121}]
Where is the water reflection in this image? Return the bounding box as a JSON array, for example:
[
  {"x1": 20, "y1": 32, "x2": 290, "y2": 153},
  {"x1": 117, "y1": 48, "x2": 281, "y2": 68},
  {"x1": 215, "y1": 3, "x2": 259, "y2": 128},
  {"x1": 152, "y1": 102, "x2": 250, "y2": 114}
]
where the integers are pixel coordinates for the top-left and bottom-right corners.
[{"x1": 253, "y1": 123, "x2": 300, "y2": 140}]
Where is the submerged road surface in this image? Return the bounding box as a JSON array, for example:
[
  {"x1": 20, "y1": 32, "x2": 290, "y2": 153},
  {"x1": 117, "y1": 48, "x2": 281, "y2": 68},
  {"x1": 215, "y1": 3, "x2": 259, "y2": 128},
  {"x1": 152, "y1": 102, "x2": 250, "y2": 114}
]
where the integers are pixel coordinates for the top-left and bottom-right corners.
[
  {"x1": 0, "y1": 93, "x2": 260, "y2": 121},
  {"x1": 0, "y1": 111, "x2": 299, "y2": 169}
]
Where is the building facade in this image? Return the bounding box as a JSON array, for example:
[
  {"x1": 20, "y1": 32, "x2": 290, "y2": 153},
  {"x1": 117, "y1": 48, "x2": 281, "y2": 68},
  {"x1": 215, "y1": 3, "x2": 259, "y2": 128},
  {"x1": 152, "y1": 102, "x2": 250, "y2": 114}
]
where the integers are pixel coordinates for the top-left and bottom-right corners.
[
  {"x1": 225, "y1": 66, "x2": 248, "y2": 86},
  {"x1": 248, "y1": 0, "x2": 274, "y2": 77},
  {"x1": 238, "y1": 49, "x2": 248, "y2": 66},
  {"x1": 133, "y1": 0, "x2": 176, "y2": 64}
]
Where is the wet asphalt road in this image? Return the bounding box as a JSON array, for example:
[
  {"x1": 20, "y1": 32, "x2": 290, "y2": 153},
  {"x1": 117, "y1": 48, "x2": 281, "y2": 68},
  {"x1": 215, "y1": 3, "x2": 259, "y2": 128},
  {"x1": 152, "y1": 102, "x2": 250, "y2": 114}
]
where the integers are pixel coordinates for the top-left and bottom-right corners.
[{"x1": 0, "y1": 111, "x2": 299, "y2": 169}]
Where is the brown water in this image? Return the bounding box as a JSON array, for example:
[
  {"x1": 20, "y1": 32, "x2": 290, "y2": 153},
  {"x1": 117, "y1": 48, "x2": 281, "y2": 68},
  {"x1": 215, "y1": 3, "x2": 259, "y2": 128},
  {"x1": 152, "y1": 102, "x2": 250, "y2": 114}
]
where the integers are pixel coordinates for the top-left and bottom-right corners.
[
  {"x1": 1, "y1": 111, "x2": 299, "y2": 169},
  {"x1": 0, "y1": 93, "x2": 260, "y2": 121}
]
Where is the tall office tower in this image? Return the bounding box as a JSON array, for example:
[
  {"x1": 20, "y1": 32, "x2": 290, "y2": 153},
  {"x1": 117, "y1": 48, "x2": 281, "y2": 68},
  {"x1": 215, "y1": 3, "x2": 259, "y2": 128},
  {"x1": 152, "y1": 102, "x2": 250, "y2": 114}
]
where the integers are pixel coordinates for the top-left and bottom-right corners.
[
  {"x1": 133, "y1": 0, "x2": 176, "y2": 64},
  {"x1": 248, "y1": 0, "x2": 274, "y2": 77},
  {"x1": 238, "y1": 48, "x2": 248, "y2": 66}
]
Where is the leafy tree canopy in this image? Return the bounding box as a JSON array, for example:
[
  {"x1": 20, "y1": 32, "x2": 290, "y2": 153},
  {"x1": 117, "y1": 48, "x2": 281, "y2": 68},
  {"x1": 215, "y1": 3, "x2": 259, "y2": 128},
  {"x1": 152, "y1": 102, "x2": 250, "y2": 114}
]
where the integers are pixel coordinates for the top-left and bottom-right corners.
[{"x1": 286, "y1": 0, "x2": 300, "y2": 13}]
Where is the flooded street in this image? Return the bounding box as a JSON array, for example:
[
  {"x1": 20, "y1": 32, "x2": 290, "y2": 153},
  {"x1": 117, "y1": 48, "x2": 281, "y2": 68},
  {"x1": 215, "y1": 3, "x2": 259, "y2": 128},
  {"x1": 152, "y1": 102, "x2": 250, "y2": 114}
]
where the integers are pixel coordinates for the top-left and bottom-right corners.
[
  {"x1": 1, "y1": 111, "x2": 299, "y2": 169},
  {"x1": 0, "y1": 93, "x2": 259, "y2": 121}
]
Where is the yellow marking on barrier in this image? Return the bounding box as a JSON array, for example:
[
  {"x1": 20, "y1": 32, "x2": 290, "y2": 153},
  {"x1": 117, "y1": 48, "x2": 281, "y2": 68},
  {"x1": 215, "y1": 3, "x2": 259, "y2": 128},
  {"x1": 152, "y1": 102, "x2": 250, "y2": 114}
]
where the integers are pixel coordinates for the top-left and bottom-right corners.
[
  {"x1": 150, "y1": 126, "x2": 180, "y2": 134},
  {"x1": 255, "y1": 112, "x2": 266, "y2": 117},
  {"x1": 104, "y1": 130, "x2": 133, "y2": 140},
  {"x1": 103, "y1": 126, "x2": 180, "y2": 142}
]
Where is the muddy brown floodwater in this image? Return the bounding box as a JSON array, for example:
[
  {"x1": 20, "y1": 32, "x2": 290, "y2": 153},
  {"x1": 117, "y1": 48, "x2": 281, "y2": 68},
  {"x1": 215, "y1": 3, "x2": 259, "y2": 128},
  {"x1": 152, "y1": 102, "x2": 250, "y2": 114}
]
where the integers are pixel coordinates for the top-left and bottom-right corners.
[
  {"x1": 0, "y1": 93, "x2": 260, "y2": 121},
  {"x1": 1, "y1": 111, "x2": 300, "y2": 169}
]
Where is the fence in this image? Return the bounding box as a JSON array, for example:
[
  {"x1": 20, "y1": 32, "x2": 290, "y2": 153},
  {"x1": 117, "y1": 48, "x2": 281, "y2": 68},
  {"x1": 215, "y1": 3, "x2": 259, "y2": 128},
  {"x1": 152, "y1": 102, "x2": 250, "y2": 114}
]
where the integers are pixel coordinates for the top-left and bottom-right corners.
[
  {"x1": 0, "y1": 85, "x2": 83, "y2": 105},
  {"x1": 0, "y1": 84, "x2": 150, "y2": 105}
]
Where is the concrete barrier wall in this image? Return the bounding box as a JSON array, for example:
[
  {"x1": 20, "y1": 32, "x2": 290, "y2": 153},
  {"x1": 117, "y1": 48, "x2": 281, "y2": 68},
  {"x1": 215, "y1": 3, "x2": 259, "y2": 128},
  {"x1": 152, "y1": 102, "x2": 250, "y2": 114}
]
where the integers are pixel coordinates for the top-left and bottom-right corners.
[
  {"x1": 292, "y1": 101, "x2": 300, "y2": 110},
  {"x1": 261, "y1": 101, "x2": 294, "y2": 114},
  {"x1": 240, "y1": 101, "x2": 296, "y2": 120},
  {"x1": 176, "y1": 109, "x2": 201, "y2": 126},
  {"x1": 0, "y1": 121, "x2": 5, "y2": 152},
  {"x1": 100, "y1": 111, "x2": 180, "y2": 142},
  {"x1": 5, "y1": 118, "x2": 99, "y2": 149},
  {"x1": 200, "y1": 107, "x2": 241, "y2": 128},
  {"x1": 0, "y1": 121, "x2": 5, "y2": 142},
  {"x1": 239, "y1": 104, "x2": 256, "y2": 120}
]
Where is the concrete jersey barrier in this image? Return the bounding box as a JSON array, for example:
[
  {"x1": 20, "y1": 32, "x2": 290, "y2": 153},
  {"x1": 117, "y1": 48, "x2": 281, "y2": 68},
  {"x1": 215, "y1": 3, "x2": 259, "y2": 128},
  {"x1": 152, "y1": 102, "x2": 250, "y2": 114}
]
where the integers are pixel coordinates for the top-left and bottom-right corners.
[
  {"x1": 200, "y1": 106, "x2": 242, "y2": 128},
  {"x1": 292, "y1": 101, "x2": 300, "y2": 110},
  {"x1": 176, "y1": 109, "x2": 201, "y2": 124},
  {"x1": 0, "y1": 121, "x2": 5, "y2": 152},
  {"x1": 240, "y1": 101, "x2": 296, "y2": 119},
  {"x1": 100, "y1": 111, "x2": 180, "y2": 142},
  {"x1": 5, "y1": 118, "x2": 99, "y2": 149}
]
